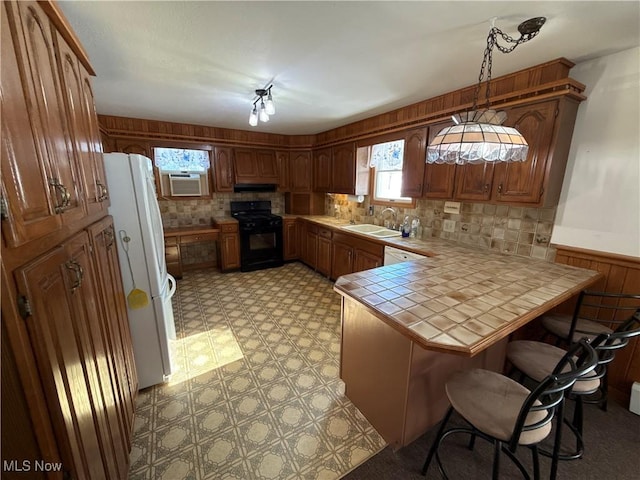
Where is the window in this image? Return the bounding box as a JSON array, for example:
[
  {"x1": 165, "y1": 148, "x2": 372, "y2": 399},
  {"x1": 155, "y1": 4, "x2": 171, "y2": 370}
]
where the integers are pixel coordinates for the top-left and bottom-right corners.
[
  {"x1": 153, "y1": 147, "x2": 211, "y2": 197},
  {"x1": 154, "y1": 147, "x2": 209, "y2": 172},
  {"x1": 369, "y1": 139, "x2": 413, "y2": 205}
]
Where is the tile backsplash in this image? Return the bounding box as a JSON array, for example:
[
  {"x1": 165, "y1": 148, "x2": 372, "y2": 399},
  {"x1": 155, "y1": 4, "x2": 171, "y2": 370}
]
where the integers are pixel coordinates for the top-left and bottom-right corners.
[
  {"x1": 159, "y1": 193, "x2": 284, "y2": 267},
  {"x1": 159, "y1": 192, "x2": 557, "y2": 265},
  {"x1": 328, "y1": 194, "x2": 557, "y2": 262},
  {"x1": 158, "y1": 192, "x2": 284, "y2": 228}
]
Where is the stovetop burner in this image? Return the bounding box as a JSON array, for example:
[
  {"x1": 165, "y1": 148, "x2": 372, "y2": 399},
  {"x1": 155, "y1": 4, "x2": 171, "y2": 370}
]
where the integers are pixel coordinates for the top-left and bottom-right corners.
[{"x1": 230, "y1": 200, "x2": 281, "y2": 225}]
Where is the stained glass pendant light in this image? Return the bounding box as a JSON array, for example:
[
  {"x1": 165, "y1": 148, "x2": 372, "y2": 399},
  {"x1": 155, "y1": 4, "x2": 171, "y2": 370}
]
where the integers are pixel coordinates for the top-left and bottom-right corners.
[{"x1": 427, "y1": 17, "x2": 546, "y2": 165}]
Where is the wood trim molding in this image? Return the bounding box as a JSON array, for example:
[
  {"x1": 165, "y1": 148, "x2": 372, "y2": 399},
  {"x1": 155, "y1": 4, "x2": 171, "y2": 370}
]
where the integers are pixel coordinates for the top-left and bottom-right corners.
[
  {"x1": 553, "y1": 243, "x2": 640, "y2": 405},
  {"x1": 99, "y1": 58, "x2": 586, "y2": 151},
  {"x1": 554, "y1": 244, "x2": 640, "y2": 268}
]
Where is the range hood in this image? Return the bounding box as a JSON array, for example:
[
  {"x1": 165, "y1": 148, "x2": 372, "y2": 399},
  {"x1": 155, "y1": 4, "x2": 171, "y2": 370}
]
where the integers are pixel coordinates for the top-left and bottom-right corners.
[{"x1": 233, "y1": 183, "x2": 277, "y2": 193}]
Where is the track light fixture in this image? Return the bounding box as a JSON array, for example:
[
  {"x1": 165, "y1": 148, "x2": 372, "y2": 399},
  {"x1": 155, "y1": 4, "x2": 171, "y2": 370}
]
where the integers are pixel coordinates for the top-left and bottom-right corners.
[
  {"x1": 427, "y1": 17, "x2": 546, "y2": 165},
  {"x1": 249, "y1": 85, "x2": 275, "y2": 126}
]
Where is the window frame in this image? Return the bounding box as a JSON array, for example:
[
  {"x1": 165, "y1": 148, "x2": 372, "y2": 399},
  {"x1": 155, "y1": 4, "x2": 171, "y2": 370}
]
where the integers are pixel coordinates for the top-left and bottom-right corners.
[
  {"x1": 363, "y1": 139, "x2": 416, "y2": 208},
  {"x1": 150, "y1": 141, "x2": 214, "y2": 200}
]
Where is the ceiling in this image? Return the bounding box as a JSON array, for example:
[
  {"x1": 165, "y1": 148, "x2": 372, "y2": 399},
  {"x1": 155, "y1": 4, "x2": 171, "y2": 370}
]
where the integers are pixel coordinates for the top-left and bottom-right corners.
[{"x1": 59, "y1": 1, "x2": 640, "y2": 136}]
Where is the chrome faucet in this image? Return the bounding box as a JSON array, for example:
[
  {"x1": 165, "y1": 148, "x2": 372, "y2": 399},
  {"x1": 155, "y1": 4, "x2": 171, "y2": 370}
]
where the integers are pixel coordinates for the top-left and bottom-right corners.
[{"x1": 380, "y1": 207, "x2": 398, "y2": 230}]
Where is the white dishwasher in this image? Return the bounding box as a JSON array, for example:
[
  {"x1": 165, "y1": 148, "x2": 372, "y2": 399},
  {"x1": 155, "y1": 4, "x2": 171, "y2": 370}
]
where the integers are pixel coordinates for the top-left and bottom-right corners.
[{"x1": 383, "y1": 246, "x2": 428, "y2": 265}]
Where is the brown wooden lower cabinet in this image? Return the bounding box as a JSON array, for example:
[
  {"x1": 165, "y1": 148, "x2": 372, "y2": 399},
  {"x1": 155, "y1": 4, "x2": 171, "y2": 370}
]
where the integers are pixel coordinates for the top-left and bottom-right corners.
[
  {"x1": 14, "y1": 223, "x2": 134, "y2": 479},
  {"x1": 304, "y1": 227, "x2": 318, "y2": 270},
  {"x1": 298, "y1": 223, "x2": 385, "y2": 279},
  {"x1": 165, "y1": 236, "x2": 182, "y2": 278},
  {"x1": 332, "y1": 241, "x2": 354, "y2": 279},
  {"x1": 353, "y1": 249, "x2": 383, "y2": 272},
  {"x1": 330, "y1": 231, "x2": 384, "y2": 280},
  {"x1": 214, "y1": 221, "x2": 240, "y2": 271},
  {"x1": 317, "y1": 235, "x2": 332, "y2": 276},
  {"x1": 283, "y1": 218, "x2": 298, "y2": 260},
  {"x1": 88, "y1": 217, "x2": 138, "y2": 450}
]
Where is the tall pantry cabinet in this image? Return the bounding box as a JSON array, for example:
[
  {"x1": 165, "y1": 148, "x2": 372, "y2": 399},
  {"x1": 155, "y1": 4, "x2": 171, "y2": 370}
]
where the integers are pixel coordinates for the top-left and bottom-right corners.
[{"x1": 1, "y1": 2, "x2": 137, "y2": 479}]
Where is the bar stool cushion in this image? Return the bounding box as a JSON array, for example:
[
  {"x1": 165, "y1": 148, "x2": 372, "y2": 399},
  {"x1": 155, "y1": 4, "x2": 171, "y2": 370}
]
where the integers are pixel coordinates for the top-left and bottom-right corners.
[
  {"x1": 507, "y1": 341, "x2": 601, "y2": 394},
  {"x1": 445, "y1": 369, "x2": 551, "y2": 446},
  {"x1": 541, "y1": 313, "x2": 612, "y2": 342}
]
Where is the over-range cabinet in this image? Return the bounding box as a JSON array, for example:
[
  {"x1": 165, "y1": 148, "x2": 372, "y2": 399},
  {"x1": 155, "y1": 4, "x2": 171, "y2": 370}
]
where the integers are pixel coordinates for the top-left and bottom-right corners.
[{"x1": 1, "y1": 1, "x2": 136, "y2": 479}]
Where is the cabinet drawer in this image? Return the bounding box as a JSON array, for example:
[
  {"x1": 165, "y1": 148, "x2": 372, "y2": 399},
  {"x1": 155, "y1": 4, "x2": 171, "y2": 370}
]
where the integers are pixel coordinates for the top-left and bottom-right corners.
[
  {"x1": 220, "y1": 223, "x2": 238, "y2": 233},
  {"x1": 332, "y1": 231, "x2": 384, "y2": 257},
  {"x1": 180, "y1": 233, "x2": 218, "y2": 245},
  {"x1": 318, "y1": 227, "x2": 332, "y2": 239}
]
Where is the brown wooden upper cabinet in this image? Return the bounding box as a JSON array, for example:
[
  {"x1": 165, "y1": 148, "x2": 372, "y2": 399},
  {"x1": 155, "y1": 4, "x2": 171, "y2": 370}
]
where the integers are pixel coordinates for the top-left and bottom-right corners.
[
  {"x1": 332, "y1": 142, "x2": 357, "y2": 194},
  {"x1": 56, "y1": 29, "x2": 109, "y2": 218},
  {"x1": 493, "y1": 99, "x2": 576, "y2": 206},
  {"x1": 453, "y1": 98, "x2": 578, "y2": 206},
  {"x1": 454, "y1": 161, "x2": 495, "y2": 202},
  {"x1": 312, "y1": 147, "x2": 332, "y2": 192},
  {"x1": 400, "y1": 127, "x2": 428, "y2": 198},
  {"x1": 408, "y1": 97, "x2": 579, "y2": 207},
  {"x1": 423, "y1": 121, "x2": 456, "y2": 199},
  {"x1": 289, "y1": 151, "x2": 312, "y2": 193},
  {"x1": 234, "y1": 148, "x2": 278, "y2": 184},
  {"x1": 213, "y1": 146, "x2": 234, "y2": 192},
  {"x1": 113, "y1": 140, "x2": 151, "y2": 157},
  {"x1": 313, "y1": 142, "x2": 367, "y2": 195},
  {"x1": 400, "y1": 125, "x2": 456, "y2": 200},
  {"x1": 1, "y1": 0, "x2": 91, "y2": 248},
  {"x1": 276, "y1": 150, "x2": 290, "y2": 192}
]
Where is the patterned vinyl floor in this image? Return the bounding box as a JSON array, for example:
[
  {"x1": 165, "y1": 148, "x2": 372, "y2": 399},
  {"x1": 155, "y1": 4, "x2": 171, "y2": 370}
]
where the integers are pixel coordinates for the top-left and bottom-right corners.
[{"x1": 128, "y1": 263, "x2": 386, "y2": 479}]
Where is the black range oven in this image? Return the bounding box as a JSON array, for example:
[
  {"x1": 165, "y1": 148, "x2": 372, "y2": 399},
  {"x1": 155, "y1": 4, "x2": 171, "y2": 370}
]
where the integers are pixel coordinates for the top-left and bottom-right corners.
[{"x1": 230, "y1": 200, "x2": 283, "y2": 272}]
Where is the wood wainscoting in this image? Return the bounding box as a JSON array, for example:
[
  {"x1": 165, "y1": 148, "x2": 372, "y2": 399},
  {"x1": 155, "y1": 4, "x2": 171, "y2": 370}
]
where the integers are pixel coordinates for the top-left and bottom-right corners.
[{"x1": 553, "y1": 245, "x2": 640, "y2": 405}]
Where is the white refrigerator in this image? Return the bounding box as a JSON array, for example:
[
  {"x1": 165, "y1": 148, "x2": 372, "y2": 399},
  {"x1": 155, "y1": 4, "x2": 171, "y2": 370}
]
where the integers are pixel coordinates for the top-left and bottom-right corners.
[{"x1": 103, "y1": 153, "x2": 176, "y2": 389}]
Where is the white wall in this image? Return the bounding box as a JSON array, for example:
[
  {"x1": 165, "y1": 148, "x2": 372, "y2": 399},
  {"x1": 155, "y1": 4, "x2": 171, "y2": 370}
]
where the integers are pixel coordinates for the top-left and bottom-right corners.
[{"x1": 552, "y1": 47, "x2": 640, "y2": 258}]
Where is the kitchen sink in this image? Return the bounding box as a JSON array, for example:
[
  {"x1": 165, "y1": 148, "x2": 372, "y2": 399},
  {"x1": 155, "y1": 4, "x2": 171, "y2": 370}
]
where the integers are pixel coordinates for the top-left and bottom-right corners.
[
  {"x1": 341, "y1": 224, "x2": 384, "y2": 233},
  {"x1": 367, "y1": 229, "x2": 402, "y2": 238},
  {"x1": 341, "y1": 224, "x2": 402, "y2": 238}
]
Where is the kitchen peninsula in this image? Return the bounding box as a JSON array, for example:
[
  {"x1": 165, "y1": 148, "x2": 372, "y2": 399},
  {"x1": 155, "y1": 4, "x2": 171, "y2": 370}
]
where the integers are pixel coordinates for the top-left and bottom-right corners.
[{"x1": 332, "y1": 234, "x2": 602, "y2": 449}]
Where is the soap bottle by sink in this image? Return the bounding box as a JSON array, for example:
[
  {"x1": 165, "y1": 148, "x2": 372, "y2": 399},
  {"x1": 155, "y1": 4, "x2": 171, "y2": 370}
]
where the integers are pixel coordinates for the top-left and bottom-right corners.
[{"x1": 401, "y1": 216, "x2": 411, "y2": 237}]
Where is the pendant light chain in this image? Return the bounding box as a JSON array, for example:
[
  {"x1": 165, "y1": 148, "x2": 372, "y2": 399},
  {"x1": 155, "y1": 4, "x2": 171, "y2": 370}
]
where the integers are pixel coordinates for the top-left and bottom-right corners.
[
  {"x1": 473, "y1": 23, "x2": 543, "y2": 112},
  {"x1": 472, "y1": 29, "x2": 497, "y2": 112}
]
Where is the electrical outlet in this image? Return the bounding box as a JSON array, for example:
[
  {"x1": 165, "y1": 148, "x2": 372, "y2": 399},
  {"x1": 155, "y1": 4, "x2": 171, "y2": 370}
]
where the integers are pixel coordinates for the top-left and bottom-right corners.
[{"x1": 443, "y1": 219, "x2": 456, "y2": 232}]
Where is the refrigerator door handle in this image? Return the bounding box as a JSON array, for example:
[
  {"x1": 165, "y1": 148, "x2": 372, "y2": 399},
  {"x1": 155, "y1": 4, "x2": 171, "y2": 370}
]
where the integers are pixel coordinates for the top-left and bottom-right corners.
[{"x1": 166, "y1": 273, "x2": 177, "y2": 299}]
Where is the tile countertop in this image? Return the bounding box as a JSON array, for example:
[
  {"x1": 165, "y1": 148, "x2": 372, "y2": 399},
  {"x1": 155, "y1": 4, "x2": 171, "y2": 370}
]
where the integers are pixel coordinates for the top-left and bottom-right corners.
[
  {"x1": 309, "y1": 216, "x2": 605, "y2": 357},
  {"x1": 163, "y1": 225, "x2": 220, "y2": 237}
]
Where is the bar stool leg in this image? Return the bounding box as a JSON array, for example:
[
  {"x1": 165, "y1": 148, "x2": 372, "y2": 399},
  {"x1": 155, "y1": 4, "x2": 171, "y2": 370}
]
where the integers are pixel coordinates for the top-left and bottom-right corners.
[{"x1": 422, "y1": 407, "x2": 454, "y2": 475}]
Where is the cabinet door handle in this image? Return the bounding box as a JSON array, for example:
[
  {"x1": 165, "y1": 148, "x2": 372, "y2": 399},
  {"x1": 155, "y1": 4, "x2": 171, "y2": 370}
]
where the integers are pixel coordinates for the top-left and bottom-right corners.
[
  {"x1": 497, "y1": 183, "x2": 503, "y2": 194},
  {"x1": 65, "y1": 260, "x2": 83, "y2": 293},
  {"x1": 97, "y1": 180, "x2": 109, "y2": 201},
  {"x1": 49, "y1": 178, "x2": 71, "y2": 213},
  {"x1": 104, "y1": 227, "x2": 115, "y2": 249},
  {"x1": 483, "y1": 183, "x2": 490, "y2": 193}
]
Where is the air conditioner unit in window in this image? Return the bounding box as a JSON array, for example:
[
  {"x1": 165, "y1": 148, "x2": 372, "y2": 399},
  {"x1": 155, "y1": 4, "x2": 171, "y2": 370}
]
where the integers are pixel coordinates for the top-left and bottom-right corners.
[{"x1": 169, "y1": 173, "x2": 202, "y2": 196}]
